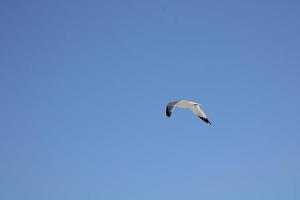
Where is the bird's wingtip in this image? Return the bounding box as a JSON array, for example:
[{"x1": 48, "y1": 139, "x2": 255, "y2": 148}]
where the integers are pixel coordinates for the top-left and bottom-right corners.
[
  {"x1": 199, "y1": 117, "x2": 211, "y2": 125},
  {"x1": 166, "y1": 106, "x2": 171, "y2": 117},
  {"x1": 207, "y1": 120, "x2": 212, "y2": 125}
]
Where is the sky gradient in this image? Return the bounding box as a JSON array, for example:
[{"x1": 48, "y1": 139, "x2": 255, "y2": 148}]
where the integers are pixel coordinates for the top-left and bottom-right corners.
[{"x1": 1, "y1": 1, "x2": 300, "y2": 199}]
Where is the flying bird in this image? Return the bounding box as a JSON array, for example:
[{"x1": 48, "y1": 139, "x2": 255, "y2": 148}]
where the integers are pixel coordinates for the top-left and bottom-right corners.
[{"x1": 166, "y1": 100, "x2": 211, "y2": 125}]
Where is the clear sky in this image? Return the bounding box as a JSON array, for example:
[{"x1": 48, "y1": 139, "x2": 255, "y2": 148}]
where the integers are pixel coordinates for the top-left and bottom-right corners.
[{"x1": 1, "y1": 1, "x2": 300, "y2": 199}]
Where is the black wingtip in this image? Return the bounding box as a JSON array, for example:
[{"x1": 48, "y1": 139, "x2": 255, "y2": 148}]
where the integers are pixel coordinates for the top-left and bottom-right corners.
[
  {"x1": 199, "y1": 117, "x2": 211, "y2": 125},
  {"x1": 166, "y1": 106, "x2": 171, "y2": 117}
]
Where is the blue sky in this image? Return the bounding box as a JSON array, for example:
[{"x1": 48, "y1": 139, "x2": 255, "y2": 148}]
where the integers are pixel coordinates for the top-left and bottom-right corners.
[{"x1": 0, "y1": 0, "x2": 300, "y2": 199}]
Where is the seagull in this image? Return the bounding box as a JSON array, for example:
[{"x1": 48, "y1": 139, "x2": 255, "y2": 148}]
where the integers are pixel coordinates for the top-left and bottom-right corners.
[{"x1": 166, "y1": 100, "x2": 211, "y2": 125}]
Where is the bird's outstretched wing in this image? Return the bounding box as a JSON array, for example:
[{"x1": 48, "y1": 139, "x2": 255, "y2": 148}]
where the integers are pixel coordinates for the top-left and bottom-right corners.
[
  {"x1": 166, "y1": 100, "x2": 180, "y2": 117},
  {"x1": 190, "y1": 104, "x2": 211, "y2": 125}
]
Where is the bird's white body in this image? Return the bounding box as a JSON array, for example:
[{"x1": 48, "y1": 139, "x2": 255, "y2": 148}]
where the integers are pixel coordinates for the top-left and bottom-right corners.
[{"x1": 176, "y1": 100, "x2": 198, "y2": 108}]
